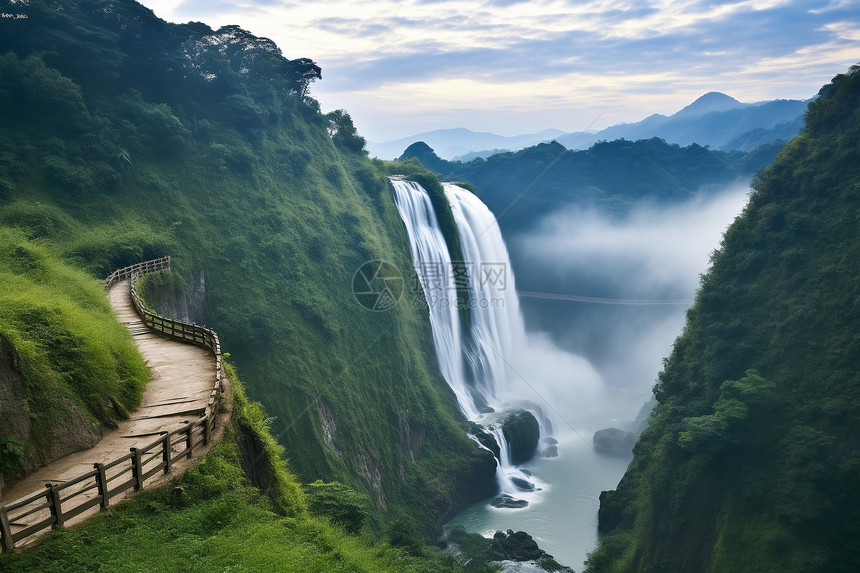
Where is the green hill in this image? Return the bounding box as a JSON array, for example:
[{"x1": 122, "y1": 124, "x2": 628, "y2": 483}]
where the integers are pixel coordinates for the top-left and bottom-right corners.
[
  {"x1": 585, "y1": 65, "x2": 860, "y2": 572},
  {"x1": 398, "y1": 136, "x2": 783, "y2": 230},
  {"x1": 0, "y1": 0, "x2": 494, "y2": 540},
  {"x1": 0, "y1": 228, "x2": 148, "y2": 494}
]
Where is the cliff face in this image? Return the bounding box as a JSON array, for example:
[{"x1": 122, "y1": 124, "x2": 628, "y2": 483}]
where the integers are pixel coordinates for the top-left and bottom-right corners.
[
  {"x1": 585, "y1": 65, "x2": 860, "y2": 573},
  {"x1": 0, "y1": 340, "x2": 103, "y2": 489},
  {"x1": 0, "y1": 0, "x2": 494, "y2": 530},
  {"x1": 140, "y1": 269, "x2": 207, "y2": 326}
]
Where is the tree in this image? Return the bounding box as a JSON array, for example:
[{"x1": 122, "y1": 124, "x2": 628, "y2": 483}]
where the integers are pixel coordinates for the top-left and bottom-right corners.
[
  {"x1": 325, "y1": 110, "x2": 367, "y2": 154},
  {"x1": 289, "y1": 57, "x2": 322, "y2": 97}
]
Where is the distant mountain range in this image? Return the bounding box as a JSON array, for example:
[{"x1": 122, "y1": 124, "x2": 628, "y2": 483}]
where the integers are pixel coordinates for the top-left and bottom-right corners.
[
  {"x1": 557, "y1": 92, "x2": 809, "y2": 151},
  {"x1": 401, "y1": 137, "x2": 783, "y2": 231},
  {"x1": 371, "y1": 92, "x2": 810, "y2": 160},
  {"x1": 366, "y1": 128, "x2": 565, "y2": 160}
]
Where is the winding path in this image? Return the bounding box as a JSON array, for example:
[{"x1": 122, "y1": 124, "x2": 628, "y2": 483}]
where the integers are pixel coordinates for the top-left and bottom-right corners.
[{"x1": 0, "y1": 267, "x2": 228, "y2": 549}]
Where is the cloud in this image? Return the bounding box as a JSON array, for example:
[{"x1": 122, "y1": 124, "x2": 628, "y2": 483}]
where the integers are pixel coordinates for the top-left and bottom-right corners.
[{"x1": 138, "y1": 0, "x2": 860, "y2": 138}]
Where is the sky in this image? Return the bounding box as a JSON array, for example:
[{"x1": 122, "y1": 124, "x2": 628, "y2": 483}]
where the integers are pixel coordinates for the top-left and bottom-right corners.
[{"x1": 138, "y1": 0, "x2": 860, "y2": 141}]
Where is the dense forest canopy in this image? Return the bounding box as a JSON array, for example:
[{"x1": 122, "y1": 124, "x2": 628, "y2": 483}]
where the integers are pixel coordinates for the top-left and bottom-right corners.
[{"x1": 399, "y1": 136, "x2": 783, "y2": 230}]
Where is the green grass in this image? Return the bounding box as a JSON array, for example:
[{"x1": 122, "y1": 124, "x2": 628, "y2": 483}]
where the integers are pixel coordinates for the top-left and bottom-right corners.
[
  {"x1": 0, "y1": 372, "x2": 472, "y2": 573},
  {"x1": 0, "y1": 227, "x2": 148, "y2": 478}
]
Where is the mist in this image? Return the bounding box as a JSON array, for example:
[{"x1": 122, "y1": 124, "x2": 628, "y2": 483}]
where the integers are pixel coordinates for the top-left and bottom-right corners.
[
  {"x1": 504, "y1": 330, "x2": 605, "y2": 427},
  {"x1": 507, "y1": 185, "x2": 751, "y2": 423}
]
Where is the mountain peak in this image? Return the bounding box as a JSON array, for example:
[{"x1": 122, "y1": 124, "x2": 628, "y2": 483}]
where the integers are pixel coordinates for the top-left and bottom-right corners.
[{"x1": 672, "y1": 92, "x2": 746, "y2": 119}]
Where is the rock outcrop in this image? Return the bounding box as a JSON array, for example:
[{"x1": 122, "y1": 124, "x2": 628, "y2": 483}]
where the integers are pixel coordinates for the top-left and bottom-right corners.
[
  {"x1": 502, "y1": 410, "x2": 540, "y2": 465},
  {"x1": 593, "y1": 427, "x2": 635, "y2": 456}
]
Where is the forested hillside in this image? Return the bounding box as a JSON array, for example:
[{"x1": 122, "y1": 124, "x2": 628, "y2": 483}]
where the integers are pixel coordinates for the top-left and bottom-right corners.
[
  {"x1": 400, "y1": 137, "x2": 782, "y2": 230},
  {"x1": 0, "y1": 0, "x2": 494, "y2": 535},
  {"x1": 585, "y1": 65, "x2": 860, "y2": 572}
]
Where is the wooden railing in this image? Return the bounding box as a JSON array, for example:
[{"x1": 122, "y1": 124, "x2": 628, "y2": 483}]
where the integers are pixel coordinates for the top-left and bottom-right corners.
[
  {"x1": 126, "y1": 264, "x2": 224, "y2": 411},
  {"x1": 0, "y1": 418, "x2": 213, "y2": 551},
  {"x1": 104, "y1": 256, "x2": 171, "y2": 289},
  {"x1": 0, "y1": 257, "x2": 224, "y2": 552}
]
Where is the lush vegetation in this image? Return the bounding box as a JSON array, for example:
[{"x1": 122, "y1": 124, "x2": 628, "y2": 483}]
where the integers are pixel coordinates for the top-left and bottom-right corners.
[
  {"x1": 398, "y1": 137, "x2": 783, "y2": 230},
  {"x1": 0, "y1": 0, "x2": 495, "y2": 541},
  {"x1": 0, "y1": 227, "x2": 148, "y2": 488},
  {"x1": 585, "y1": 65, "x2": 860, "y2": 572},
  {"x1": 0, "y1": 370, "x2": 488, "y2": 573}
]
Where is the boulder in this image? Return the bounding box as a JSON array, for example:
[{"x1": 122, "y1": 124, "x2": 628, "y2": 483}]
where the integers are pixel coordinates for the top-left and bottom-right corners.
[
  {"x1": 446, "y1": 526, "x2": 575, "y2": 572},
  {"x1": 541, "y1": 437, "x2": 559, "y2": 458},
  {"x1": 511, "y1": 476, "x2": 535, "y2": 491},
  {"x1": 593, "y1": 427, "x2": 635, "y2": 456},
  {"x1": 491, "y1": 529, "x2": 544, "y2": 561},
  {"x1": 541, "y1": 444, "x2": 559, "y2": 458},
  {"x1": 490, "y1": 494, "x2": 529, "y2": 509},
  {"x1": 502, "y1": 410, "x2": 540, "y2": 465}
]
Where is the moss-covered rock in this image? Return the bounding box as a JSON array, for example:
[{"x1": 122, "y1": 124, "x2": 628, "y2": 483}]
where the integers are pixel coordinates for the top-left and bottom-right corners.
[
  {"x1": 446, "y1": 526, "x2": 573, "y2": 571},
  {"x1": 467, "y1": 421, "x2": 501, "y2": 459},
  {"x1": 492, "y1": 529, "x2": 544, "y2": 561}
]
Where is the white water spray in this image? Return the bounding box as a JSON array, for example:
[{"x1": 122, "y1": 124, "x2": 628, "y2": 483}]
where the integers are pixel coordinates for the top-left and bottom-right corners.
[
  {"x1": 444, "y1": 183, "x2": 527, "y2": 406},
  {"x1": 391, "y1": 179, "x2": 477, "y2": 419}
]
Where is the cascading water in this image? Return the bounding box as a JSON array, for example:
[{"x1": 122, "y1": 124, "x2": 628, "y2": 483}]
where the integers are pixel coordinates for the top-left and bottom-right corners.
[
  {"x1": 390, "y1": 179, "x2": 477, "y2": 420},
  {"x1": 444, "y1": 183, "x2": 527, "y2": 405},
  {"x1": 391, "y1": 178, "x2": 540, "y2": 499}
]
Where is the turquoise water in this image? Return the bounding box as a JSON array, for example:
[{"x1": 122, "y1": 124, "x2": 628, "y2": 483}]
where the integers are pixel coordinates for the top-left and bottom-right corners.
[{"x1": 446, "y1": 396, "x2": 642, "y2": 571}]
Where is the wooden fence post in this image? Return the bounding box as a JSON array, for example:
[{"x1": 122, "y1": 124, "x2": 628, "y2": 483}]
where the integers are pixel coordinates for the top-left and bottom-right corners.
[
  {"x1": 131, "y1": 448, "x2": 144, "y2": 491},
  {"x1": 48, "y1": 484, "x2": 64, "y2": 530},
  {"x1": 202, "y1": 414, "x2": 210, "y2": 446},
  {"x1": 94, "y1": 463, "x2": 109, "y2": 510},
  {"x1": 185, "y1": 425, "x2": 193, "y2": 459},
  {"x1": 162, "y1": 434, "x2": 171, "y2": 474},
  {"x1": 0, "y1": 505, "x2": 14, "y2": 551}
]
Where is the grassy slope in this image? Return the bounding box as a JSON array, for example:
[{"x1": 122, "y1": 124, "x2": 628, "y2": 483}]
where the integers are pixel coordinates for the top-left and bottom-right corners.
[
  {"x1": 0, "y1": 0, "x2": 494, "y2": 532},
  {"x1": 585, "y1": 67, "x2": 860, "y2": 572},
  {"x1": 0, "y1": 370, "x2": 483, "y2": 573},
  {"x1": 0, "y1": 227, "x2": 148, "y2": 481}
]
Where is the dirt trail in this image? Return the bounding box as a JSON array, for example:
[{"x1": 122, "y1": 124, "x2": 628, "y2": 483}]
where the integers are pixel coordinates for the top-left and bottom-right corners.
[{"x1": 0, "y1": 279, "x2": 228, "y2": 547}]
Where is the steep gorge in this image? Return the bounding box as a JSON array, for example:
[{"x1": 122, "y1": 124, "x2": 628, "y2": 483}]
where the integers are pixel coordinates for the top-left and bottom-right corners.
[{"x1": 586, "y1": 65, "x2": 860, "y2": 573}]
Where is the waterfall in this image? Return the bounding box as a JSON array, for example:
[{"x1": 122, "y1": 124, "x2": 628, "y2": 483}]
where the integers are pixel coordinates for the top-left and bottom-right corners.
[
  {"x1": 390, "y1": 179, "x2": 478, "y2": 420},
  {"x1": 444, "y1": 183, "x2": 527, "y2": 405},
  {"x1": 391, "y1": 178, "x2": 537, "y2": 499}
]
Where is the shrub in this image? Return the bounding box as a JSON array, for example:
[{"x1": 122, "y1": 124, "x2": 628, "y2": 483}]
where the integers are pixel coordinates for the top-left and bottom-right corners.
[{"x1": 304, "y1": 480, "x2": 369, "y2": 534}]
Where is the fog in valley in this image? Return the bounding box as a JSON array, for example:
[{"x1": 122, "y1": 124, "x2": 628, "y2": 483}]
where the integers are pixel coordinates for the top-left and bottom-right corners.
[{"x1": 508, "y1": 184, "x2": 752, "y2": 427}]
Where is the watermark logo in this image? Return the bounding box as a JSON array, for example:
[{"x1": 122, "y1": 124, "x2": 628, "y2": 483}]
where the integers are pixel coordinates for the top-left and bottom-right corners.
[
  {"x1": 410, "y1": 262, "x2": 508, "y2": 292},
  {"x1": 352, "y1": 260, "x2": 404, "y2": 311},
  {"x1": 353, "y1": 260, "x2": 508, "y2": 311}
]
